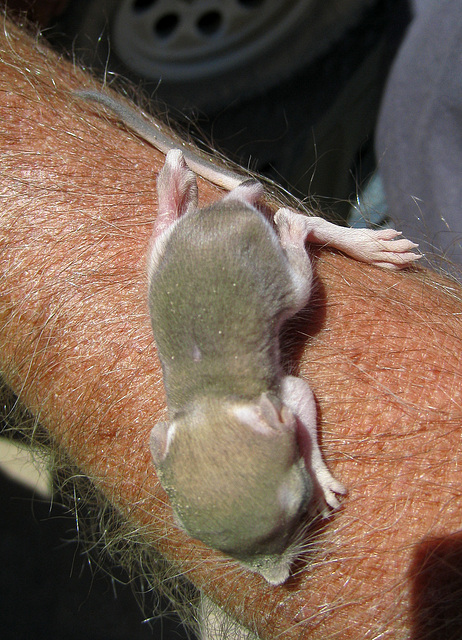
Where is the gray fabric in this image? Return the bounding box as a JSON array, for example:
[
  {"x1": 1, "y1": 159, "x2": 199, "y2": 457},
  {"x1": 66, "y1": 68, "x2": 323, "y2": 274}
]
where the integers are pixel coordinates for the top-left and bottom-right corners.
[{"x1": 376, "y1": 0, "x2": 462, "y2": 264}]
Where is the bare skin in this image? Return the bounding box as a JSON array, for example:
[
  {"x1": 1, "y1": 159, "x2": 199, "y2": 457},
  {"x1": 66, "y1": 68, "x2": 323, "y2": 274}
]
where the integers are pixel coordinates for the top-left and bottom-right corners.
[{"x1": 1, "y1": 17, "x2": 461, "y2": 640}]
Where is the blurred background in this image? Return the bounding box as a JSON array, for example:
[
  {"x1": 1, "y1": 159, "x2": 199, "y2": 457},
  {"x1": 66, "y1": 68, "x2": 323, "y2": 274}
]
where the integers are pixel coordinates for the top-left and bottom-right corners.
[
  {"x1": 1, "y1": 1, "x2": 413, "y2": 638},
  {"x1": 11, "y1": 0, "x2": 411, "y2": 221}
]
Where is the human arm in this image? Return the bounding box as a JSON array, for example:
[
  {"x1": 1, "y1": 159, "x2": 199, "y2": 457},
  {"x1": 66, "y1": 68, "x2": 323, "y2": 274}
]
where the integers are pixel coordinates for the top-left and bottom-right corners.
[{"x1": 1, "y1": 17, "x2": 462, "y2": 639}]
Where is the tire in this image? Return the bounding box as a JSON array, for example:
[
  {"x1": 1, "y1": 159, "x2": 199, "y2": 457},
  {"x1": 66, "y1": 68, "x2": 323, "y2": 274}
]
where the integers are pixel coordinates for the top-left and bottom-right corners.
[
  {"x1": 51, "y1": 0, "x2": 404, "y2": 217},
  {"x1": 54, "y1": 0, "x2": 374, "y2": 112}
]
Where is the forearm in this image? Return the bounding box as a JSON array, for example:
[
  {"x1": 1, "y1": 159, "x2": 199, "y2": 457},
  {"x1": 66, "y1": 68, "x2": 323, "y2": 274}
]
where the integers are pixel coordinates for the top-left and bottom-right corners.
[{"x1": 1, "y1": 17, "x2": 462, "y2": 640}]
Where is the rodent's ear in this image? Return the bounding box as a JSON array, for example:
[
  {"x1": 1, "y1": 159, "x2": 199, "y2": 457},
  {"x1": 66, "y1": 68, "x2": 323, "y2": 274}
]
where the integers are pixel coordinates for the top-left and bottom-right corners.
[
  {"x1": 259, "y1": 393, "x2": 296, "y2": 433},
  {"x1": 232, "y1": 393, "x2": 296, "y2": 436},
  {"x1": 149, "y1": 421, "x2": 174, "y2": 466}
]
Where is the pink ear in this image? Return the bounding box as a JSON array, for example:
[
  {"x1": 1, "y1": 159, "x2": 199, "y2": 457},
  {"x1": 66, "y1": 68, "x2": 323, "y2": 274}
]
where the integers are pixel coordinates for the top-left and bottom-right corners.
[
  {"x1": 232, "y1": 394, "x2": 296, "y2": 436},
  {"x1": 149, "y1": 421, "x2": 174, "y2": 466},
  {"x1": 259, "y1": 393, "x2": 296, "y2": 432}
]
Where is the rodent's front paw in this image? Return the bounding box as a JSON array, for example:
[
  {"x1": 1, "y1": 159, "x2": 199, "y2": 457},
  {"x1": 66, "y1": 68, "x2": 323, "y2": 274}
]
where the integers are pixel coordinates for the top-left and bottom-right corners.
[{"x1": 315, "y1": 466, "x2": 347, "y2": 515}]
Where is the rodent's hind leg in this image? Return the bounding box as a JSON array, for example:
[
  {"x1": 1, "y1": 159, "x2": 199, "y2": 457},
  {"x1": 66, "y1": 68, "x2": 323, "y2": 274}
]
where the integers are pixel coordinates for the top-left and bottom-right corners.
[
  {"x1": 276, "y1": 208, "x2": 420, "y2": 269},
  {"x1": 147, "y1": 150, "x2": 198, "y2": 277},
  {"x1": 155, "y1": 149, "x2": 198, "y2": 237},
  {"x1": 274, "y1": 207, "x2": 314, "y2": 312},
  {"x1": 222, "y1": 178, "x2": 264, "y2": 208}
]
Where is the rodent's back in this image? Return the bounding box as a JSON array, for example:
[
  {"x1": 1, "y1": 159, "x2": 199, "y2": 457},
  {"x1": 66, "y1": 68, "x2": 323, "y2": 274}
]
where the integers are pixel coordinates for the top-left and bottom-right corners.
[{"x1": 149, "y1": 202, "x2": 294, "y2": 407}]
